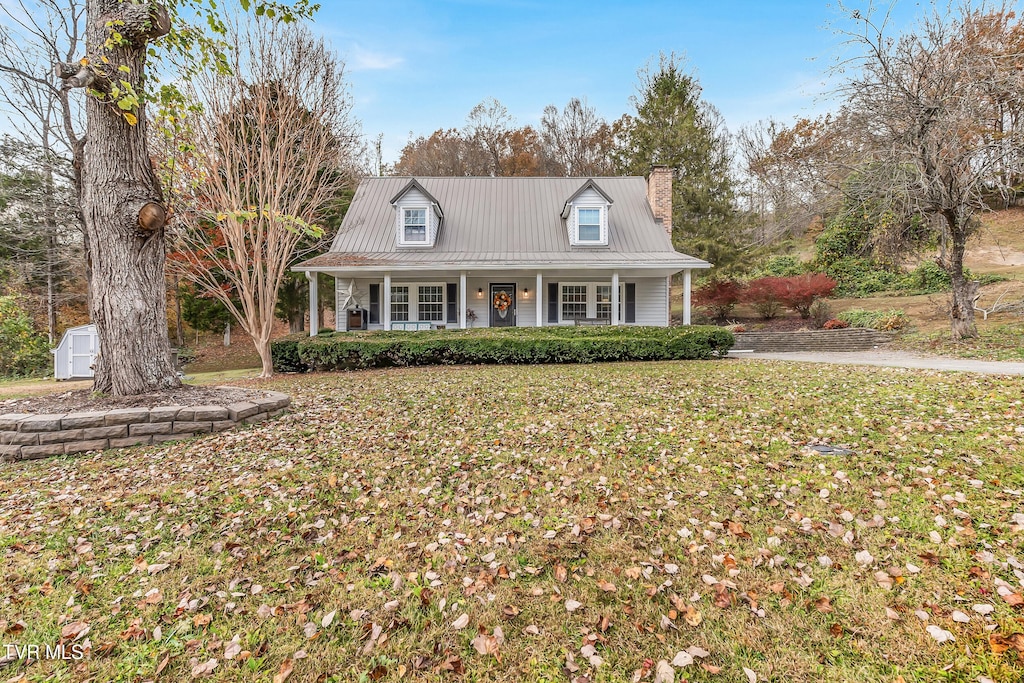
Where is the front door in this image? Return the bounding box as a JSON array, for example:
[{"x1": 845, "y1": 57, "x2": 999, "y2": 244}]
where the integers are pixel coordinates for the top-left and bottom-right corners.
[{"x1": 489, "y1": 283, "x2": 516, "y2": 327}]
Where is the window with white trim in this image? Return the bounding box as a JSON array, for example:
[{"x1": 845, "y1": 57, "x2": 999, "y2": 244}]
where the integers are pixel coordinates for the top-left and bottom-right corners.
[
  {"x1": 596, "y1": 285, "x2": 612, "y2": 321},
  {"x1": 391, "y1": 286, "x2": 409, "y2": 321},
  {"x1": 576, "y1": 207, "x2": 603, "y2": 243},
  {"x1": 596, "y1": 284, "x2": 626, "y2": 321},
  {"x1": 403, "y1": 208, "x2": 427, "y2": 243},
  {"x1": 417, "y1": 285, "x2": 444, "y2": 321},
  {"x1": 561, "y1": 285, "x2": 587, "y2": 321}
]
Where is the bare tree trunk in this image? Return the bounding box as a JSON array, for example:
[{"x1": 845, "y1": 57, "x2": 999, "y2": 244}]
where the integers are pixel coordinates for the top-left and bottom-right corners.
[
  {"x1": 73, "y1": 1, "x2": 179, "y2": 395},
  {"x1": 288, "y1": 310, "x2": 304, "y2": 334},
  {"x1": 945, "y1": 213, "x2": 979, "y2": 341},
  {"x1": 257, "y1": 338, "x2": 273, "y2": 378}
]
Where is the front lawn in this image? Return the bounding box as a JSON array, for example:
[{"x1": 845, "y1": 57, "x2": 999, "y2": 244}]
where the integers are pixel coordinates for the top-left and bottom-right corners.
[
  {"x1": 2, "y1": 361, "x2": 1023, "y2": 682},
  {"x1": 894, "y1": 322, "x2": 1024, "y2": 362}
]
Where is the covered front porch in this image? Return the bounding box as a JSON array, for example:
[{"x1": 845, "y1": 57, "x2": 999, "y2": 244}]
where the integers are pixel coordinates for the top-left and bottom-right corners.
[{"x1": 300, "y1": 267, "x2": 698, "y2": 334}]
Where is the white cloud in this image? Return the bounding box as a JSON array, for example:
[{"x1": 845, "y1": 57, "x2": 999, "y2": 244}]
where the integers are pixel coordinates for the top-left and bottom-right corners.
[{"x1": 348, "y1": 46, "x2": 404, "y2": 72}]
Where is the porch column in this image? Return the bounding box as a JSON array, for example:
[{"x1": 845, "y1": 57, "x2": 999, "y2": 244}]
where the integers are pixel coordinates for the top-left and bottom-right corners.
[
  {"x1": 611, "y1": 271, "x2": 620, "y2": 326},
  {"x1": 383, "y1": 272, "x2": 392, "y2": 330},
  {"x1": 306, "y1": 271, "x2": 319, "y2": 337},
  {"x1": 535, "y1": 272, "x2": 543, "y2": 327},
  {"x1": 459, "y1": 271, "x2": 467, "y2": 329},
  {"x1": 683, "y1": 269, "x2": 692, "y2": 326},
  {"x1": 333, "y1": 276, "x2": 342, "y2": 331}
]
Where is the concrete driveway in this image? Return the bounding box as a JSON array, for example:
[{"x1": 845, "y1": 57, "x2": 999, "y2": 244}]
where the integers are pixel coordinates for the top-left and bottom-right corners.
[{"x1": 729, "y1": 349, "x2": 1024, "y2": 376}]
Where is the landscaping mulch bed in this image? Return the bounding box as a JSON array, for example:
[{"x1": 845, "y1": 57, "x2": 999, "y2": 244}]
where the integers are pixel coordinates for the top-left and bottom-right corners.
[{"x1": 0, "y1": 385, "x2": 268, "y2": 415}]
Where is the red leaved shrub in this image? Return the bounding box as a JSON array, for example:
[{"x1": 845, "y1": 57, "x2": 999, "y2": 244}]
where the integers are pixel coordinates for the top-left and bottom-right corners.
[
  {"x1": 744, "y1": 277, "x2": 784, "y2": 319},
  {"x1": 823, "y1": 318, "x2": 850, "y2": 329},
  {"x1": 773, "y1": 274, "x2": 837, "y2": 318},
  {"x1": 693, "y1": 279, "x2": 744, "y2": 320}
]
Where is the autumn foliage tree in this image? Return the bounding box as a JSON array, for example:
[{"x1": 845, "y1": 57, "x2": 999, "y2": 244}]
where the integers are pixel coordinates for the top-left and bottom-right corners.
[{"x1": 171, "y1": 19, "x2": 360, "y2": 378}]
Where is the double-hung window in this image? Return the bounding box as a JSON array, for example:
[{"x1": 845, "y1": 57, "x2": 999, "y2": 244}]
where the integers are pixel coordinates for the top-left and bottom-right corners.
[
  {"x1": 391, "y1": 286, "x2": 409, "y2": 321},
  {"x1": 576, "y1": 207, "x2": 602, "y2": 243},
  {"x1": 417, "y1": 285, "x2": 443, "y2": 321},
  {"x1": 403, "y1": 208, "x2": 427, "y2": 243},
  {"x1": 596, "y1": 285, "x2": 612, "y2": 321},
  {"x1": 561, "y1": 285, "x2": 588, "y2": 321}
]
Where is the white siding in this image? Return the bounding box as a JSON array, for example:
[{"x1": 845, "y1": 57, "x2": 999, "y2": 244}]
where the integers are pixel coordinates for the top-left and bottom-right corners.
[
  {"x1": 633, "y1": 277, "x2": 669, "y2": 326},
  {"x1": 394, "y1": 188, "x2": 440, "y2": 247},
  {"x1": 330, "y1": 274, "x2": 670, "y2": 330}
]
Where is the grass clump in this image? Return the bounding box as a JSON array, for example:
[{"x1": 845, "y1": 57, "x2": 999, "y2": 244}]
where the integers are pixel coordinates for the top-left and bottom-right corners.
[{"x1": 837, "y1": 308, "x2": 910, "y2": 331}]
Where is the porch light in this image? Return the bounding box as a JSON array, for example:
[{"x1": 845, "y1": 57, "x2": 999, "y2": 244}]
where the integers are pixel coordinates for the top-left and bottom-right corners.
[
  {"x1": 477, "y1": 288, "x2": 483, "y2": 295},
  {"x1": 522, "y1": 287, "x2": 529, "y2": 297}
]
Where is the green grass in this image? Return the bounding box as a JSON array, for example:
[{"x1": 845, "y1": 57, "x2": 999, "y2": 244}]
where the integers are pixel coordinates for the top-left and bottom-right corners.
[
  {"x1": 895, "y1": 322, "x2": 1024, "y2": 361},
  {"x1": 2, "y1": 361, "x2": 1024, "y2": 682}
]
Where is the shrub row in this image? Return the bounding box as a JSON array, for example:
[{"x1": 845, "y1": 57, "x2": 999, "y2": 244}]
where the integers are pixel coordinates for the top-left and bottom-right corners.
[
  {"x1": 695, "y1": 274, "x2": 838, "y2": 320},
  {"x1": 271, "y1": 326, "x2": 735, "y2": 373}
]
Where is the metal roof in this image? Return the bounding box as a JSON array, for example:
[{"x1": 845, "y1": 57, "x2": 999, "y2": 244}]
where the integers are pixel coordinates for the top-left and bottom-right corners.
[{"x1": 296, "y1": 176, "x2": 710, "y2": 271}]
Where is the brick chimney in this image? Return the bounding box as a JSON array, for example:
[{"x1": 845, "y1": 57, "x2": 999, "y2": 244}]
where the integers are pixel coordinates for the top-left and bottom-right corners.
[{"x1": 647, "y1": 165, "x2": 672, "y2": 237}]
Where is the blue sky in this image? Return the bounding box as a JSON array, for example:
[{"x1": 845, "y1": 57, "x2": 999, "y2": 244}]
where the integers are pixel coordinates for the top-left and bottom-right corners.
[{"x1": 316, "y1": 0, "x2": 926, "y2": 164}]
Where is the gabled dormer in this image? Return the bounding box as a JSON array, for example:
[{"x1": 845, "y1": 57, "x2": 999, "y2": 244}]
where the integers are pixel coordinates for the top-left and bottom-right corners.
[
  {"x1": 560, "y1": 179, "x2": 613, "y2": 247},
  {"x1": 390, "y1": 179, "x2": 443, "y2": 248}
]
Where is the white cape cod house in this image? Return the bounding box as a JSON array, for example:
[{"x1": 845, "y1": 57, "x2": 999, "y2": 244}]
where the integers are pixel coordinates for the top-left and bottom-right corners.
[{"x1": 294, "y1": 167, "x2": 710, "y2": 333}]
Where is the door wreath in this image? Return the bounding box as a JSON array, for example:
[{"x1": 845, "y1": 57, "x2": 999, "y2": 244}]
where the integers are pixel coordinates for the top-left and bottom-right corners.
[{"x1": 492, "y1": 291, "x2": 512, "y2": 316}]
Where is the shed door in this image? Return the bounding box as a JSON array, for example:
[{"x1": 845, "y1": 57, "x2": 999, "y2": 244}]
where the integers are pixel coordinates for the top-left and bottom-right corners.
[{"x1": 70, "y1": 332, "x2": 95, "y2": 378}]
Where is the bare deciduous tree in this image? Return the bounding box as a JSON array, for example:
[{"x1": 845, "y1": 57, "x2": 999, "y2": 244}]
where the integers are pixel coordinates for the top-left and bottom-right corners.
[
  {"x1": 171, "y1": 19, "x2": 360, "y2": 378},
  {"x1": 837, "y1": 2, "x2": 1024, "y2": 339},
  {"x1": 0, "y1": 0, "x2": 86, "y2": 340},
  {"x1": 540, "y1": 97, "x2": 616, "y2": 177}
]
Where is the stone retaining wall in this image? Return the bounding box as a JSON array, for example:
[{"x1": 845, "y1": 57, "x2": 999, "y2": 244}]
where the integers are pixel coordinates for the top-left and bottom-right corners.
[
  {"x1": 732, "y1": 328, "x2": 895, "y2": 353},
  {"x1": 0, "y1": 390, "x2": 290, "y2": 462}
]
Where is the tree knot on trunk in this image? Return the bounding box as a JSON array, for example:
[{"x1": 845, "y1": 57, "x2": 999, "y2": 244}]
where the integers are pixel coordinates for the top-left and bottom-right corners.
[{"x1": 138, "y1": 202, "x2": 167, "y2": 233}]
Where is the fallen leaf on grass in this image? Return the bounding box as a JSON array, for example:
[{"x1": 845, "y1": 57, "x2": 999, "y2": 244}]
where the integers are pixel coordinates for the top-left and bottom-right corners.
[
  {"x1": 671, "y1": 651, "x2": 693, "y2": 667},
  {"x1": 60, "y1": 621, "x2": 90, "y2": 641},
  {"x1": 191, "y1": 659, "x2": 218, "y2": 678},
  {"x1": 653, "y1": 660, "x2": 674, "y2": 683},
  {"x1": 321, "y1": 610, "x2": 336, "y2": 628},
  {"x1": 471, "y1": 626, "x2": 504, "y2": 658},
  {"x1": 452, "y1": 614, "x2": 470, "y2": 629},
  {"x1": 683, "y1": 605, "x2": 702, "y2": 626},
  {"x1": 926, "y1": 625, "x2": 955, "y2": 645},
  {"x1": 224, "y1": 639, "x2": 241, "y2": 660},
  {"x1": 566, "y1": 599, "x2": 583, "y2": 612},
  {"x1": 272, "y1": 658, "x2": 294, "y2": 683},
  {"x1": 597, "y1": 579, "x2": 617, "y2": 593},
  {"x1": 743, "y1": 666, "x2": 758, "y2": 682},
  {"x1": 989, "y1": 633, "x2": 1024, "y2": 653}
]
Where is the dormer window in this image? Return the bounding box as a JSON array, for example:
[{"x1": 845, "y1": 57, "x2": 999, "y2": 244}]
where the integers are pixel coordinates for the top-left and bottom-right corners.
[
  {"x1": 391, "y1": 179, "x2": 443, "y2": 248},
  {"x1": 576, "y1": 207, "x2": 603, "y2": 243},
  {"x1": 403, "y1": 208, "x2": 427, "y2": 243},
  {"x1": 562, "y1": 179, "x2": 612, "y2": 247}
]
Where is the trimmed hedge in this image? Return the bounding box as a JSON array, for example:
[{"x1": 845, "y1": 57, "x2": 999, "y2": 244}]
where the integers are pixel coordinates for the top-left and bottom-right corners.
[{"x1": 272, "y1": 326, "x2": 734, "y2": 373}]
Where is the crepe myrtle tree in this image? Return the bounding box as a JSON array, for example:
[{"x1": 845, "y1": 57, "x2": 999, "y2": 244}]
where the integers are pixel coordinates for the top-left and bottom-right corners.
[{"x1": 55, "y1": 0, "x2": 317, "y2": 395}]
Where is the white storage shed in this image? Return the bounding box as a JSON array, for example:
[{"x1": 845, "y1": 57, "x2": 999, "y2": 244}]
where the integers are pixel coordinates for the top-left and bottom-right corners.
[{"x1": 52, "y1": 324, "x2": 98, "y2": 380}]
